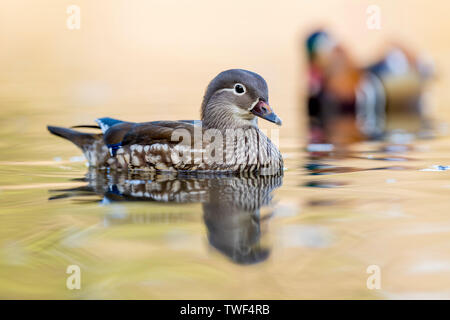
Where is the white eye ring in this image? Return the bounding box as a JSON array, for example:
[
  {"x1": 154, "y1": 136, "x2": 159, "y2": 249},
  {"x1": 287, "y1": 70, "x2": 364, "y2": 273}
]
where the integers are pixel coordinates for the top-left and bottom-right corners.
[{"x1": 233, "y1": 83, "x2": 246, "y2": 95}]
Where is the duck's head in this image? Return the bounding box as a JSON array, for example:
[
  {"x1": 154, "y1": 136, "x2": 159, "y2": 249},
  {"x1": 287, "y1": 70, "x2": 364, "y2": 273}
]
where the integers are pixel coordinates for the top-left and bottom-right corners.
[
  {"x1": 201, "y1": 69, "x2": 282, "y2": 129},
  {"x1": 305, "y1": 30, "x2": 339, "y2": 68}
]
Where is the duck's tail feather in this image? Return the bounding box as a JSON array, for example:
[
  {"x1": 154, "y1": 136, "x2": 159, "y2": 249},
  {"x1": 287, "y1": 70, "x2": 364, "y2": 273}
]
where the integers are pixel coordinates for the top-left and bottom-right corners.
[{"x1": 47, "y1": 125, "x2": 101, "y2": 149}]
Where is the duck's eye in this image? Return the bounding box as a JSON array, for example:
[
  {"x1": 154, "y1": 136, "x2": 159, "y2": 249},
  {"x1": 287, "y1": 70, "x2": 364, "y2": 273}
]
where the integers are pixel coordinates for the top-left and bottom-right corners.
[{"x1": 234, "y1": 83, "x2": 246, "y2": 95}]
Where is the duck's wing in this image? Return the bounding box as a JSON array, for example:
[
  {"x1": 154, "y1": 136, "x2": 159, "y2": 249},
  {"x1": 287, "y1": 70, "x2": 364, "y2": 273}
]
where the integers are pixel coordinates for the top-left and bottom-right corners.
[
  {"x1": 120, "y1": 120, "x2": 201, "y2": 146},
  {"x1": 102, "y1": 120, "x2": 202, "y2": 155},
  {"x1": 70, "y1": 117, "x2": 203, "y2": 155}
]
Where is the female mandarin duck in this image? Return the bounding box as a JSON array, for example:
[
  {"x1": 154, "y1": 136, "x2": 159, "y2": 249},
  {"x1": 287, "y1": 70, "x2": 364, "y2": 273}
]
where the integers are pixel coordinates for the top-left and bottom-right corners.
[{"x1": 48, "y1": 69, "x2": 283, "y2": 174}]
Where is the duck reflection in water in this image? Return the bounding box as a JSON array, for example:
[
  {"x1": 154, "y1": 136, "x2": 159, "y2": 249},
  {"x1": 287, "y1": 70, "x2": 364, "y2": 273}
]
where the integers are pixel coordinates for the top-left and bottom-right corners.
[{"x1": 50, "y1": 169, "x2": 283, "y2": 265}]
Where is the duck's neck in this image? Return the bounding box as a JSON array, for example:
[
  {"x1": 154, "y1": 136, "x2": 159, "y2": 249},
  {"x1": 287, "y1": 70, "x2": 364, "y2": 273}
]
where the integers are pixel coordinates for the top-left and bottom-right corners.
[
  {"x1": 201, "y1": 101, "x2": 258, "y2": 131},
  {"x1": 201, "y1": 107, "x2": 282, "y2": 171}
]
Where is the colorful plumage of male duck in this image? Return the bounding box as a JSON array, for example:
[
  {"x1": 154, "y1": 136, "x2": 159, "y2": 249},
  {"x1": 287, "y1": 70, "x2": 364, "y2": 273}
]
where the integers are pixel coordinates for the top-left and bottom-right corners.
[
  {"x1": 305, "y1": 30, "x2": 433, "y2": 146},
  {"x1": 48, "y1": 69, "x2": 283, "y2": 174},
  {"x1": 305, "y1": 30, "x2": 368, "y2": 147}
]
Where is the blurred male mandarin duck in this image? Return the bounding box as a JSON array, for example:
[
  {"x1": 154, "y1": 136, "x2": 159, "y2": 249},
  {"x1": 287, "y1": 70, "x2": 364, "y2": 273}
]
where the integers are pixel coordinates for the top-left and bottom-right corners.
[
  {"x1": 305, "y1": 30, "x2": 367, "y2": 147},
  {"x1": 48, "y1": 69, "x2": 283, "y2": 174},
  {"x1": 305, "y1": 30, "x2": 433, "y2": 147}
]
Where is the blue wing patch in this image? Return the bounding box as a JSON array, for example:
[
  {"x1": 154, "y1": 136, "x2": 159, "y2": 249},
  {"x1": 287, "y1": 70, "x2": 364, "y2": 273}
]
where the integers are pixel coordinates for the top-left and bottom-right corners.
[
  {"x1": 95, "y1": 117, "x2": 125, "y2": 134},
  {"x1": 95, "y1": 117, "x2": 127, "y2": 157}
]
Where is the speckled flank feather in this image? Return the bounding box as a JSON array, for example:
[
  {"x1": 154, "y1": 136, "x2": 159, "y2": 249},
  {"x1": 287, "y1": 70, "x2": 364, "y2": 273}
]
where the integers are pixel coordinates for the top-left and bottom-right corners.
[
  {"x1": 47, "y1": 125, "x2": 283, "y2": 174},
  {"x1": 83, "y1": 126, "x2": 283, "y2": 174}
]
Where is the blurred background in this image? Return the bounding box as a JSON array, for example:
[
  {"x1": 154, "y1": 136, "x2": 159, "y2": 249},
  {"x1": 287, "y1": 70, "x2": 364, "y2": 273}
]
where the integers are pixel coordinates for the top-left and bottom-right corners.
[
  {"x1": 1, "y1": 0, "x2": 449, "y2": 148},
  {"x1": 2, "y1": 0, "x2": 450, "y2": 299}
]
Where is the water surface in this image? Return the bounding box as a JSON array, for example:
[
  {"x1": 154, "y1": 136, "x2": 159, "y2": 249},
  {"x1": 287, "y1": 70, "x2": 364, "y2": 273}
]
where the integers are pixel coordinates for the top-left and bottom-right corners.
[{"x1": 2, "y1": 110, "x2": 450, "y2": 299}]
